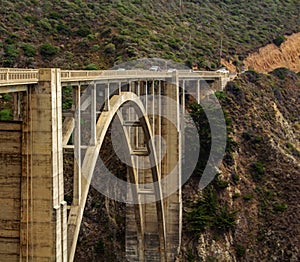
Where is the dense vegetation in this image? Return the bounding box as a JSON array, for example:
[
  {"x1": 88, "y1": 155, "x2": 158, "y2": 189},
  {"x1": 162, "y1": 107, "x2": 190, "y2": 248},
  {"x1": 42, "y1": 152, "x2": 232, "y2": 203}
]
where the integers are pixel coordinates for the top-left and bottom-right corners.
[{"x1": 0, "y1": 0, "x2": 299, "y2": 69}]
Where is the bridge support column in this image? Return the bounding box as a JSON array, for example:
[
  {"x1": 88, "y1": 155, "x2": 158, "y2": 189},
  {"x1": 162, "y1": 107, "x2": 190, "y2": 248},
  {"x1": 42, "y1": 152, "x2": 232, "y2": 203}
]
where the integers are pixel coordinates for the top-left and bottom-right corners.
[
  {"x1": 161, "y1": 77, "x2": 182, "y2": 261},
  {"x1": 21, "y1": 68, "x2": 67, "y2": 261}
]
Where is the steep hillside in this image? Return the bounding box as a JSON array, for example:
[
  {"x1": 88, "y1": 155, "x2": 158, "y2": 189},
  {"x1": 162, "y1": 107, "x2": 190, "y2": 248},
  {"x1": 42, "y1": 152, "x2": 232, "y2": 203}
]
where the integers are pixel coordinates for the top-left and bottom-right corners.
[
  {"x1": 180, "y1": 69, "x2": 300, "y2": 261},
  {"x1": 0, "y1": 0, "x2": 299, "y2": 69}
]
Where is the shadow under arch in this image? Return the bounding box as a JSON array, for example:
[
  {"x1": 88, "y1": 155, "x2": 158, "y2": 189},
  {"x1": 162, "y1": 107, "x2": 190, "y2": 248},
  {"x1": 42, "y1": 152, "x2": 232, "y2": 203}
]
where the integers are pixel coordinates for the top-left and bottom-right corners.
[{"x1": 68, "y1": 92, "x2": 167, "y2": 262}]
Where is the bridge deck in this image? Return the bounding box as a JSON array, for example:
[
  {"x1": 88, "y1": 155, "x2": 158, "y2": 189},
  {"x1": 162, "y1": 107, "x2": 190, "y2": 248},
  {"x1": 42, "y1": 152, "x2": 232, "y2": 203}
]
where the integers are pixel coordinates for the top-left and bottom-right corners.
[{"x1": 0, "y1": 68, "x2": 227, "y2": 92}]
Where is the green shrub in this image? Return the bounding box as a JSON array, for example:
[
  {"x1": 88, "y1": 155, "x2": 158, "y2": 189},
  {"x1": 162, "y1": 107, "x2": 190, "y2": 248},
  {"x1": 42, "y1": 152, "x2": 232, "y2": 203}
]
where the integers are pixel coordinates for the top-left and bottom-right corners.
[
  {"x1": 232, "y1": 173, "x2": 240, "y2": 183},
  {"x1": 62, "y1": 98, "x2": 73, "y2": 110},
  {"x1": 251, "y1": 161, "x2": 265, "y2": 181},
  {"x1": 232, "y1": 193, "x2": 240, "y2": 199},
  {"x1": 254, "y1": 136, "x2": 262, "y2": 143},
  {"x1": 76, "y1": 27, "x2": 91, "y2": 37},
  {"x1": 235, "y1": 244, "x2": 246, "y2": 257},
  {"x1": 214, "y1": 206, "x2": 237, "y2": 231},
  {"x1": 271, "y1": 67, "x2": 290, "y2": 80},
  {"x1": 37, "y1": 18, "x2": 52, "y2": 31},
  {"x1": 62, "y1": 86, "x2": 73, "y2": 110},
  {"x1": 84, "y1": 63, "x2": 99, "y2": 70},
  {"x1": 40, "y1": 42, "x2": 60, "y2": 57},
  {"x1": 2, "y1": 93, "x2": 12, "y2": 101},
  {"x1": 206, "y1": 256, "x2": 218, "y2": 262},
  {"x1": 48, "y1": 11, "x2": 62, "y2": 20},
  {"x1": 215, "y1": 178, "x2": 229, "y2": 189},
  {"x1": 4, "y1": 44, "x2": 19, "y2": 66},
  {"x1": 22, "y1": 43, "x2": 36, "y2": 57},
  {"x1": 187, "y1": 249, "x2": 195, "y2": 262},
  {"x1": 243, "y1": 194, "x2": 254, "y2": 200},
  {"x1": 64, "y1": 194, "x2": 72, "y2": 205},
  {"x1": 56, "y1": 23, "x2": 71, "y2": 35},
  {"x1": 226, "y1": 136, "x2": 238, "y2": 153},
  {"x1": 65, "y1": 51, "x2": 74, "y2": 59},
  {"x1": 185, "y1": 187, "x2": 236, "y2": 233},
  {"x1": 0, "y1": 109, "x2": 12, "y2": 120},
  {"x1": 5, "y1": 34, "x2": 18, "y2": 45},
  {"x1": 104, "y1": 43, "x2": 116, "y2": 54},
  {"x1": 87, "y1": 34, "x2": 95, "y2": 40},
  {"x1": 91, "y1": 44, "x2": 100, "y2": 52},
  {"x1": 94, "y1": 240, "x2": 105, "y2": 253},
  {"x1": 273, "y1": 203, "x2": 288, "y2": 212},
  {"x1": 4, "y1": 44, "x2": 19, "y2": 59},
  {"x1": 273, "y1": 35, "x2": 285, "y2": 47},
  {"x1": 215, "y1": 91, "x2": 226, "y2": 100}
]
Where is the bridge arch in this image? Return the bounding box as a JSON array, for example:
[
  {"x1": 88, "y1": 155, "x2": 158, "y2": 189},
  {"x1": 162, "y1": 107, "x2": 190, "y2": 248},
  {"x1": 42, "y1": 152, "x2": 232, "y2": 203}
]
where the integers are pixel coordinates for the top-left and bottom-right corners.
[{"x1": 68, "y1": 91, "x2": 167, "y2": 261}]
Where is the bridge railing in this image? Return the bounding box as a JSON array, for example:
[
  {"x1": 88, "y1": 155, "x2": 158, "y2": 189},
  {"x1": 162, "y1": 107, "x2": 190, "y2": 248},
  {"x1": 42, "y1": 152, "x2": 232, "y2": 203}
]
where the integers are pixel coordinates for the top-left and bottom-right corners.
[
  {"x1": 61, "y1": 70, "x2": 104, "y2": 80},
  {"x1": 0, "y1": 68, "x2": 228, "y2": 87},
  {"x1": 180, "y1": 71, "x2": 227, "y2": 78},
  {"x1": 0, "y1": 68, "x2": 39, "y2": 84},
  {"x1": 60, "y1": 69, "x2": 171, "y2": 82}
]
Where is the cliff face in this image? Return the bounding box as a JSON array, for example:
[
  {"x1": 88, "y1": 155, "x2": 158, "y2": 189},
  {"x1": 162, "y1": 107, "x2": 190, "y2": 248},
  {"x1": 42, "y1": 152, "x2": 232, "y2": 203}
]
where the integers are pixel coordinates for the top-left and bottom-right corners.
[{"x1": 180, "y1": 69, "x2": 300, "y2": 261}]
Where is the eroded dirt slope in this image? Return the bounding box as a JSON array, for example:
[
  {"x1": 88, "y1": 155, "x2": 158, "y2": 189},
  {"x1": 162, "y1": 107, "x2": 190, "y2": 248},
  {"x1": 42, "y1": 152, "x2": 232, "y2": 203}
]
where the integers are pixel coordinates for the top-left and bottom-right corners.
[{"x1": 243, "y1": 32, "x2": 300, "y2": 73}]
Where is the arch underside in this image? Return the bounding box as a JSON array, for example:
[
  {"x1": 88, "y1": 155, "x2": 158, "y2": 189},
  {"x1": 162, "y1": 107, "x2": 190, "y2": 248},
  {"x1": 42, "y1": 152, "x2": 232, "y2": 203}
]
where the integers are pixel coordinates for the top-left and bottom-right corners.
[{"x1": 68, "y1": 92, "x2": 167, "y2": 261}]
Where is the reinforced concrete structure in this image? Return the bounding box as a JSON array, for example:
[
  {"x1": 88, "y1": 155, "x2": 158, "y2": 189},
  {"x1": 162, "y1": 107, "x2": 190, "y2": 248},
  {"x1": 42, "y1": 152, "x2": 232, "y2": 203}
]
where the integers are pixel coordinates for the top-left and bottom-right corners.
[{"x1": 0, "y1": 68, "x2": 228, "y2": 261}]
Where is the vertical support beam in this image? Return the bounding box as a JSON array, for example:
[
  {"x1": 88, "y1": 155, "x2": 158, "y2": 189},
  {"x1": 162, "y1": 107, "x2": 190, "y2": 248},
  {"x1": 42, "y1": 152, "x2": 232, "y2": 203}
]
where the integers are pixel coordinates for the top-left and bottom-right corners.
[
  {"x1": 161, "y1": 72, "x2": 182, "y2": 261},
  {"x1": 73, "y1": 85, "x2": 81, "y2": 206},
  {"x1": 90, "y1": 83, "x2": 97, "y2": 146},
  {"x1": 158, "y1": 81, "x2": 162, "y2": 177},
  {"x1": 176, "y1": 74, "x2": 182, "y2": 258},
  {"x1": 13, "y1": 92, "x2": 21, "y2": 120},
  {"x1": 137, "y1": 81, "x2": 140, "y2": 96},
  {"x1": 20, "y1": 68, "x2": 66, "y2": 261},
  {"x1": 145, "y1": 81, "x2": 148, "y2": 114},
  {"x1": 119, "y1": 81, "x2": 122, "y2": 95},
  {"x1": 197, "y1": 80, "x2": 200, "y2": 104},
  {"x1": 152, "y1": 80, "x2": 155, "y2": 136},
  {"x1": 181, "y1": 80, "x2": 186, "y2": 163},
  {"x1": 104, "y1": 82, "x2": 110, "y2": 111},
  {"x1": 55, "y1": 70, "x2": 68, "y2": 262},
  {"x1": 61, "y1": 202, "x2": 68, "y2": 262},
  {"x1": 182, "y1": 80, "x2": 185, "y2": 113}
]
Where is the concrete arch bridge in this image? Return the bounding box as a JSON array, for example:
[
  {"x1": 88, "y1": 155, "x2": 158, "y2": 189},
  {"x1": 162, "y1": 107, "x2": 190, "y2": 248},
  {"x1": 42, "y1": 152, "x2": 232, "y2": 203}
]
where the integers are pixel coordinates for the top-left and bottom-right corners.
[{"x1": 0, "y1": 68, "x2": 228, "y2": 261}]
